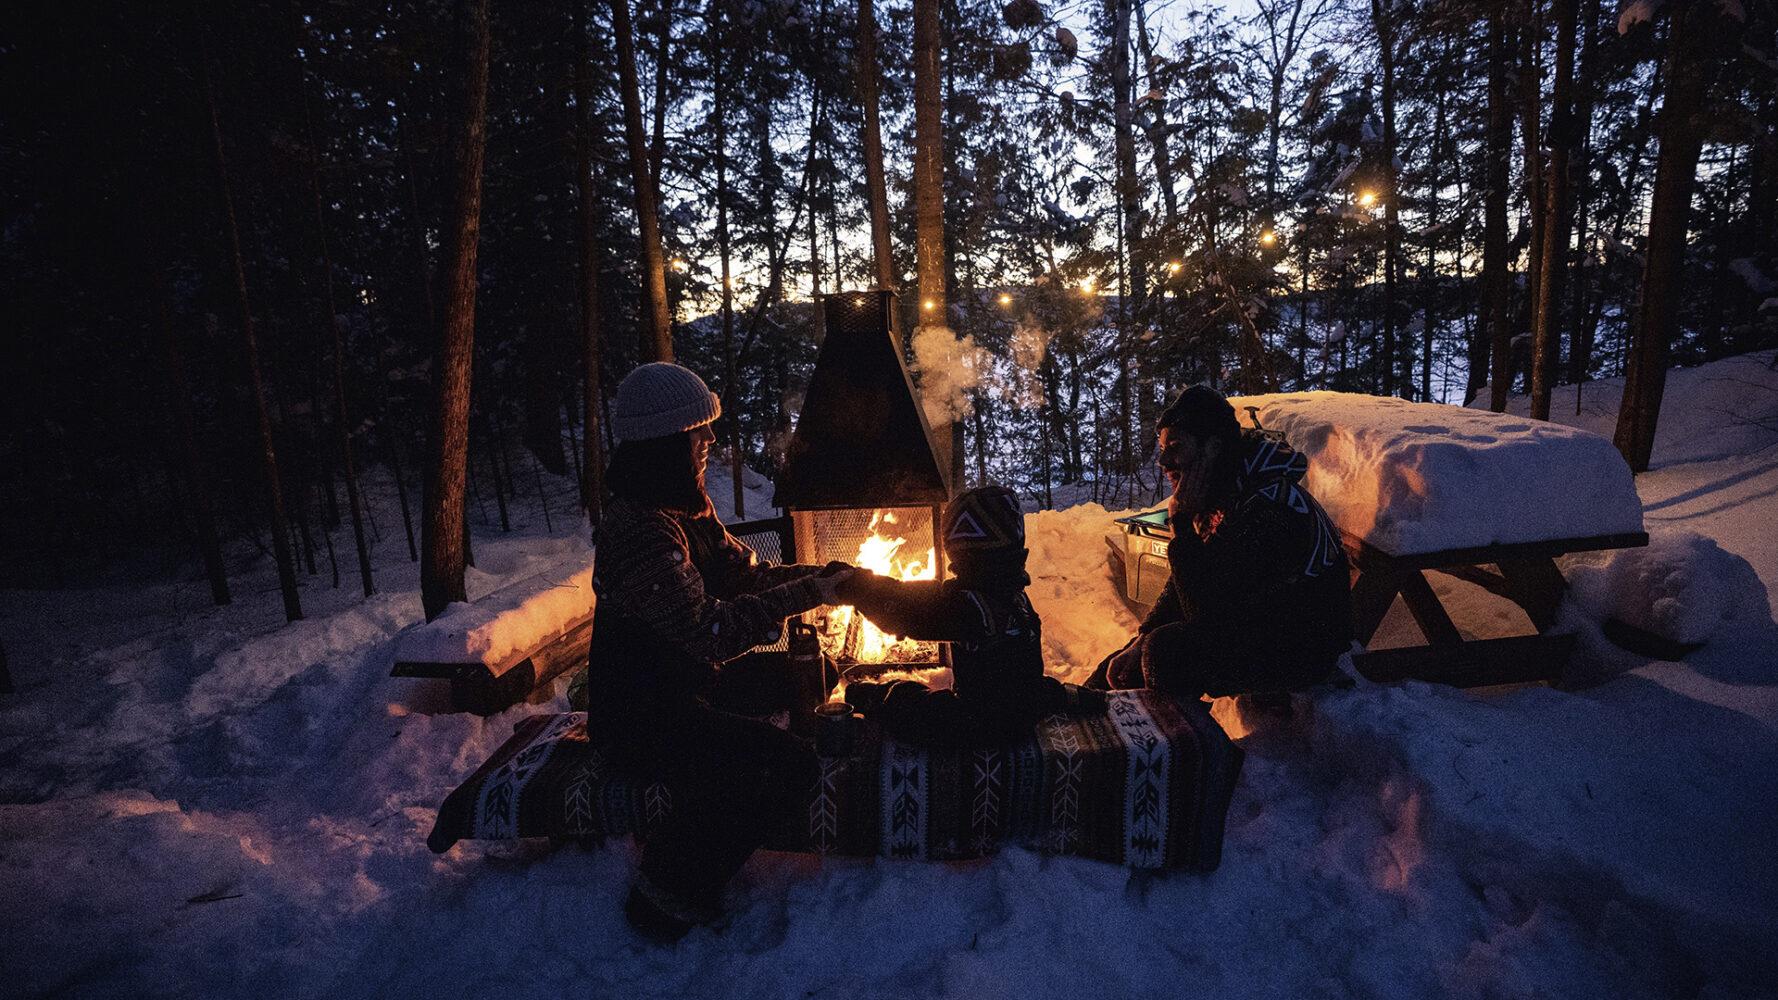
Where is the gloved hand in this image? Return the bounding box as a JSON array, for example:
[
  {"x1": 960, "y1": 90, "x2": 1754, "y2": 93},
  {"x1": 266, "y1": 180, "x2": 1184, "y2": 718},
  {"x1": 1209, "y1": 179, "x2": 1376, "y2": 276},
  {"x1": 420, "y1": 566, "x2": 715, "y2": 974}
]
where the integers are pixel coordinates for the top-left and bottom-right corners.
[
  {"x1": 831, "y1": 565, "x2": 878, "y2": 605},
  {"x1": 811, "y1": 563, "x2": 856, "y2": 605}
]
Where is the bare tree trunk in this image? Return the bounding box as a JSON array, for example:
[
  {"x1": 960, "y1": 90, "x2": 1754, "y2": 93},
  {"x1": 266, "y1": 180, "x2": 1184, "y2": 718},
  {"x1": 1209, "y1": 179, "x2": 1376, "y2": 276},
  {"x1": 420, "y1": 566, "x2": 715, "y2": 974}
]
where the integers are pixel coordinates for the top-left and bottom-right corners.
[
  {"x1": 206, "y1": 68, "x2": 300, "y2": 622},
  {"x1": 707, "y1": 2, "x2": 743, "y2": 518},
  {"x1": 1567, "y1": 0, "x2": 1604, "y2": 401},
  {"x1": 1108, "y1": 0, "x2": 1142, "y2": 487},
  {"x1": 806, "y1": 93, "x2": 826, "y2": 346},
  {"x1": 912, "y1": 0, "x2": 955, "y2": 481},
  {"x1": 1110, "y1": 0, "x2": 1145, "y2": 320},
  {"x1": 1517, "y1": 15, "x2": 1546, "y2": 372},
  {"x1": 1615, "y1": 0, "x2": 1737, "y2": 471},
  {"x1": 421, "y1": 0, "x2": 490, "y2": 621},
  {"x1": 1133, "y1": 0, "x2": 1178, "y2": 225},
  {"x1": 295, "y1": 38, "x2": 375, "y2": 598},
  {"x1": 1424, "y1": 52, "x2": 1448, "y2": 402},
  {"x1": 1485, "y1": 16, "x2": 1514, "y2": 413},
  {"x1": 858, "y1": 0, "x2": 897, "y2": 295},
  {"x1": 1372, "y1": 0, "x2": 1401, "y2": 396},
  {"x1": 575, "y1": 0, "x2": 606, "y2": 518},
  {"x1": 1531, "y1": 0, "x2": 1578, "y2": 420},
  {"x1": 649, "y1": 0, "x2": 670, "y2": 200},
  {"x1": 1258, "y1": 0, "x2": 1327, "y2": 206},
  {"x1": 612, "y1": 0, "x2": 674, "y2": 362},
  {"x1": 149, "y1": 233, "x2": 230, "y2": 605}
]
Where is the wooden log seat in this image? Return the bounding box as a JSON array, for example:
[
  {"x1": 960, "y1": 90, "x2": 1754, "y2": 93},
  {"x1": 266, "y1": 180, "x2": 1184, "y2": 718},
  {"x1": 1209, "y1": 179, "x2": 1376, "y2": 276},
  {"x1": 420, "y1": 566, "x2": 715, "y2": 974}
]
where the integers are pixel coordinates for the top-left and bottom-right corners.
[
  {"x1": 426, "y1": 689, "x2": 1246, "y2": 872},
  {"x1": 391, "y1": 560, "x2": 596, "y2": 716}
]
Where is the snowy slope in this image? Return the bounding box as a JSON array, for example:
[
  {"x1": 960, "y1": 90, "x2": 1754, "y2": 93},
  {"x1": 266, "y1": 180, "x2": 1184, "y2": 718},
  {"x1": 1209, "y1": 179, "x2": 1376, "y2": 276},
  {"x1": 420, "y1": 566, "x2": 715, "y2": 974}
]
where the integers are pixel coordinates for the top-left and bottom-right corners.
[{"x1": 1, "y1": 352, "x2": 1775, "y2": 1000}]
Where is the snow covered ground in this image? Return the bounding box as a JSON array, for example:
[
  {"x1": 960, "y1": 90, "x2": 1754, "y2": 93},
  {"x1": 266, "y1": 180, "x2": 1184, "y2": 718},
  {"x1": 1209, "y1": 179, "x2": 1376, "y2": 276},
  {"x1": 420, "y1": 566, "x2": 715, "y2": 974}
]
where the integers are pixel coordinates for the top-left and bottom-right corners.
[{"x1": 3, "y1": 351, "x2": 1776, "y2": 1000}]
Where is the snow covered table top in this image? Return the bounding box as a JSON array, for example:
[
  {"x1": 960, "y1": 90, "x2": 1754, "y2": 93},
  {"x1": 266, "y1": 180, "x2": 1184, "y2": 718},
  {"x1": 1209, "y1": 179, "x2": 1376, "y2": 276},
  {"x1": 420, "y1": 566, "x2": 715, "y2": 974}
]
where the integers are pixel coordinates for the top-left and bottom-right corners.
[{"x1": 1229, "y1": 391, "x2": 1645, "y2": 556}]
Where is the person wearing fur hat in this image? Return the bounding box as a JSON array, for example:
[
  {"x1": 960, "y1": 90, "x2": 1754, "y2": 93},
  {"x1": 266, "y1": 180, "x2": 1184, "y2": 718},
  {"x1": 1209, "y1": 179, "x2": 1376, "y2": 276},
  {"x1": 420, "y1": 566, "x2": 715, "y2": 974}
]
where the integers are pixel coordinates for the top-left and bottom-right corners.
[
  {"x1": 836, "y1": 484, "x2": 1103, "y2": 749},
  {"x1": 580, "y1": 362, "x2": 853, "y2": 943},
  {"x1": 1088, "y1": 385, "x2": 1352, "y2": 698}
]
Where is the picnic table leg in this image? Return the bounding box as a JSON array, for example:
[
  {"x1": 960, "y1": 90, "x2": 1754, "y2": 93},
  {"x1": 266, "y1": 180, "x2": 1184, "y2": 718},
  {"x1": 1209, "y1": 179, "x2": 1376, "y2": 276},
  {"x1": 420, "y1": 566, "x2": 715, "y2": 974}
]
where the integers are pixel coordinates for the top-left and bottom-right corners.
[
  {"x1": 1398, "y1": 570, "x2": 1463, "y2": 647},
  {"x1": 1348, "y1": 567, "x2": 1402, "y2": 645},
  {"x1": 1495, "y1": 557, "x2": 1568, "y2": 631}
]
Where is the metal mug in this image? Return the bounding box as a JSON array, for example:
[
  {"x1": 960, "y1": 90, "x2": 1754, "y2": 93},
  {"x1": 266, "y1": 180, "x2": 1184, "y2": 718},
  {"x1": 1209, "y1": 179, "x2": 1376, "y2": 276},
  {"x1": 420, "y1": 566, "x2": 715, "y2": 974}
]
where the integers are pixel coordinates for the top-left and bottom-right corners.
[{"x1": 815, "y1": 700, "x2": 856, "y2": 758}]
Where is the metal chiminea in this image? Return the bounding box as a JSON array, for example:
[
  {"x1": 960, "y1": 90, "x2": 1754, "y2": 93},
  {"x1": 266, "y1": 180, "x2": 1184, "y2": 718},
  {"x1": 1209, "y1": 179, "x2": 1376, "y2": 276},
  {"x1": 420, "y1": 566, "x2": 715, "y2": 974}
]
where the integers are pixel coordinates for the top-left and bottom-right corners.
[{"x1": 774, "y1": 290, "x2": 954, "y2": 671}]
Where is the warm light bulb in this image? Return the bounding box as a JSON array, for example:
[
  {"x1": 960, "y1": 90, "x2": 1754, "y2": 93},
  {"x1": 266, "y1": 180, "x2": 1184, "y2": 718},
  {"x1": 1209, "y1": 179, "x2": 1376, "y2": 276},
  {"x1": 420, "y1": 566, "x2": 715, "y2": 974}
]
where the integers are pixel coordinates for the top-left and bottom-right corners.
[
  {"x1": 1261, "y1": 231, "x2": 1276, "y2": 244},
  {"x1": 1359, "y1": 192, "x2": 1375, "y2": 206},
  {"x1": 999, "y1": 294, "x2": 1011, "y2": 306},
  {"x1": 923, "y1": 300, "x2": 934, "y2": 310}
]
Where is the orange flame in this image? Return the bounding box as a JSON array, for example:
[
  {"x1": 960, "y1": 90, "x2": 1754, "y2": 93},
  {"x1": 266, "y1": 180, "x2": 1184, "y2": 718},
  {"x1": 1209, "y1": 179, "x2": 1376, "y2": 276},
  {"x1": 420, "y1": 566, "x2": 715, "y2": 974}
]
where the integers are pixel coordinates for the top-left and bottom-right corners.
[{"x1": 819, "y1": 511, "x2": 936, "y2": 668}]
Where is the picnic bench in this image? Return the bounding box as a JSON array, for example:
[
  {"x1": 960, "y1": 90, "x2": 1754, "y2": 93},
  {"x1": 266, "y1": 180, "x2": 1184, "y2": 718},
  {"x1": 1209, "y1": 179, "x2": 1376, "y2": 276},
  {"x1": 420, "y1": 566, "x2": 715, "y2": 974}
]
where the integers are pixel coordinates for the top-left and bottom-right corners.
[
  {"x1": 390, "y1": 557, "x2": 596, "y2": 715},
  {"x1": 425, "y1": 689, "x2": 1245, "y2": 872},
  {"x1": 1233, "y1": 391, "x2": 1649, "y2": 688}
]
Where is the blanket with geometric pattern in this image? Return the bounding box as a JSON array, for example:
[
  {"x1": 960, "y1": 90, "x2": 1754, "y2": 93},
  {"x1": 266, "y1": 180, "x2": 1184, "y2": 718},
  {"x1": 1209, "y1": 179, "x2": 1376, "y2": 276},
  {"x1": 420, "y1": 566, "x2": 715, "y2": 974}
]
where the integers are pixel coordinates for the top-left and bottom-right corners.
[{"x1": 427, "y1": 689, "x2": 1243, "y2": 871}]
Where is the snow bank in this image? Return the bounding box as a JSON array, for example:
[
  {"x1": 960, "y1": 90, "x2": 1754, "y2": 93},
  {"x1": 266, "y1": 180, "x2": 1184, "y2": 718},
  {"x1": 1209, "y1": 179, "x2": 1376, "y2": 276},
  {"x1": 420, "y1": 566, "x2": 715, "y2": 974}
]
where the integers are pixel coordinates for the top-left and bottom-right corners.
[
  {"x1": 1231, "y1": 391, "x2": 1645, "y2": 554},
  {"x1": 1304, "y1": 677, "x2": 1778, "y2": 987},
  {"x1": 4, "y1": 353, "x2": 1778, "y2": 1000},
  {"x1": 1023, "y1": 503, "x2": 1145, "y2": 685},
  {"x1": 1565, "y1": 529, "x2": 1773, "y2": 647}
]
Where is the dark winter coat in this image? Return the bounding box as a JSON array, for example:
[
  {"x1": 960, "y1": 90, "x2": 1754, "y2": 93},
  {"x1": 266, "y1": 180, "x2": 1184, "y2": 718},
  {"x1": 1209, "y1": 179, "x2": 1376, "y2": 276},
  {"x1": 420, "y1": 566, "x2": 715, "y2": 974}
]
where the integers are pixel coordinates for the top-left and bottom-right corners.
[
  {"x1": 838, "y1": 564, "x2": 1070, "y2": 747},
  {"x1": 585, "y1": 495, "x2": 828, "y2": 716},
  {"x1": 1139, "y1": 429, "x2": 1353, "y2": 696},
  {"x1": 582, "y1": 494, "x2": 826, "y2": 908}
]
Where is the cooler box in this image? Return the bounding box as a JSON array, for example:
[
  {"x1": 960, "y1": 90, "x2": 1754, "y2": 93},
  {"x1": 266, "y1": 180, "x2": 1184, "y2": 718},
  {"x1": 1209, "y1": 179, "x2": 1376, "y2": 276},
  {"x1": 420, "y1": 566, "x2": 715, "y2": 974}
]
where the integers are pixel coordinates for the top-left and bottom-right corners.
[{"x1": 1106, "y1": 508, "x2": 1173, "y2": 613}]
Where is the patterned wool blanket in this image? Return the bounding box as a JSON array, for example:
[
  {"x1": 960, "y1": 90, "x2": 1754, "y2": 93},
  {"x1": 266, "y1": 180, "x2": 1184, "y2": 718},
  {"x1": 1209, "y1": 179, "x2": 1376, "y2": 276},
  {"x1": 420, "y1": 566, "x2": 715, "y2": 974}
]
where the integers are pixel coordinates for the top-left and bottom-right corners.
[{"x1": 427, "y1": 689, "x2": 1244, "y2": 871}]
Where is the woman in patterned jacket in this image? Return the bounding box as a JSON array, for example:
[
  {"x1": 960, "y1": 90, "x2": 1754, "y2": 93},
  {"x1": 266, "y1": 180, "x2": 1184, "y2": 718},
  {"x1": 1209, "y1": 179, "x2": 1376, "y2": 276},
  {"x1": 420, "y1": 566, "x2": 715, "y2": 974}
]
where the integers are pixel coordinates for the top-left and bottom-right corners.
[{"x1": 581, "y1": 362, "x2": 852, "y2": 942}]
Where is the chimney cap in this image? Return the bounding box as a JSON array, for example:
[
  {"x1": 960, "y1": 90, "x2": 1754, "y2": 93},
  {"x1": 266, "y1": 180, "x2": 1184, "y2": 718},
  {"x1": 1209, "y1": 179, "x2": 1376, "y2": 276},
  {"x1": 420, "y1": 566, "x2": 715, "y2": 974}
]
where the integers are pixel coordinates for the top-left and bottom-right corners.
[{"x1": 773, "y1": 291, "x2": 952, "y2": 509}]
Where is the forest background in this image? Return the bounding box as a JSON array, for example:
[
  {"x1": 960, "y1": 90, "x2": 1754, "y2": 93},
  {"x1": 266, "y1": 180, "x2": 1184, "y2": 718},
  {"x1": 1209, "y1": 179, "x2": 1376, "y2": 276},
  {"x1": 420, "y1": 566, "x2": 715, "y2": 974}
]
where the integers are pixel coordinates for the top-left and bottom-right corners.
[{"x1": 2, "y1": 0, "x2": 1775, "y2": 628}]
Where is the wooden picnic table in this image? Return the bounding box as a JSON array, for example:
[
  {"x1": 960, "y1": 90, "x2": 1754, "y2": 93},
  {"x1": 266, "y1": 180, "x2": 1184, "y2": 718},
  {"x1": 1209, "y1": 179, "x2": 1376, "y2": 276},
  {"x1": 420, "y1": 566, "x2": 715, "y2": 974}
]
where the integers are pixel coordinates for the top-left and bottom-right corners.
[{"x1": 1344, "y1": 529, "x2": 1648, "y2": 687}]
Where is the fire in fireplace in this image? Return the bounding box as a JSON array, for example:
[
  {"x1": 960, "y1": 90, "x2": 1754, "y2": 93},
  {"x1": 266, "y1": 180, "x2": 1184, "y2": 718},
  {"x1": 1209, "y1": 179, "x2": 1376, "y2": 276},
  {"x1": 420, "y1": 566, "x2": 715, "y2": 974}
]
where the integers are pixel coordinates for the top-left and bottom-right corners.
[
  {"x1": 796, "y1": 506, "x2": 936, "y2": 665},
  {"x1": 774, "y1": 290, "x2": 954, "y2": 674}
]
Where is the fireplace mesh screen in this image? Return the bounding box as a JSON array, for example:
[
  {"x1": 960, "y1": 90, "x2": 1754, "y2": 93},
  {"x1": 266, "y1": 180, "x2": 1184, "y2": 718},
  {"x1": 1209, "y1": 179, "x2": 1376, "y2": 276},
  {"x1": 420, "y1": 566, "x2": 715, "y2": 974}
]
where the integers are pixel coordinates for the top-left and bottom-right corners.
[{"x1": 794, "y1": 505, "x2": 945, "y2": 666}]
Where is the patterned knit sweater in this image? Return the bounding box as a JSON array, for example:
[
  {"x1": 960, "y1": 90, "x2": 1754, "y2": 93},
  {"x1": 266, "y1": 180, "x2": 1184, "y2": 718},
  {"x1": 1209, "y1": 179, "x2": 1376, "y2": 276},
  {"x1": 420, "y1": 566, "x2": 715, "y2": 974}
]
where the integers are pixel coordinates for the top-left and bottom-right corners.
[{"x1": 587, "y1": 495, "x2": 827, "y2": 709}]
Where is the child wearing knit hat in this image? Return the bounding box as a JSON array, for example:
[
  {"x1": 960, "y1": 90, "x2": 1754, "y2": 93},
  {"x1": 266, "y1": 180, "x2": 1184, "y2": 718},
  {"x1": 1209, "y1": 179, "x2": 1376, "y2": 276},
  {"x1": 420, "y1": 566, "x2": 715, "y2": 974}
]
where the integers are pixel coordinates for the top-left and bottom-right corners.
[{"x1": 837, "y1": 484, "x2": 1103, "y2": 749}]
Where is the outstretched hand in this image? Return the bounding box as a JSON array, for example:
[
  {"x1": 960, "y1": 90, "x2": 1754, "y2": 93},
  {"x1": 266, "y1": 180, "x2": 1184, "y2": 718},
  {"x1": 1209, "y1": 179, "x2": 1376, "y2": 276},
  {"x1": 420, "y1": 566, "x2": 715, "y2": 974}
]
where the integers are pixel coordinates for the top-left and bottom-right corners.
[{"x1": 812, "y1": 561, "x2": 857, "y2": 605}]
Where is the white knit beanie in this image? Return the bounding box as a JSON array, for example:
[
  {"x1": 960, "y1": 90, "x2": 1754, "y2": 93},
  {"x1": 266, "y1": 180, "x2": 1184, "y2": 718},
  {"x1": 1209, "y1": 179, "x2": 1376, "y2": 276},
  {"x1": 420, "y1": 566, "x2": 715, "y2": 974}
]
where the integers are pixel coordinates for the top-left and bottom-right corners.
[{"x1": 612, "y1": 363, "x2": 721, "y2": 442}]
